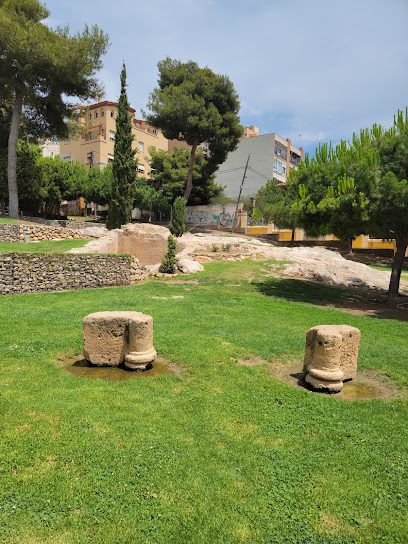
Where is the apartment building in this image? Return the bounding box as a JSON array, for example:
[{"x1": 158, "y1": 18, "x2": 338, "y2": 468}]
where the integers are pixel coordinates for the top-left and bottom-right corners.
[
  {"x1": 242, "y1": 125, "x2": 260, "y2": 138},
  {"x1": 214, "y1": 131, "x2": 303, "y2": 198},
  {"x1": 59, "y1": 100, "x2": 168, "y2": 175},
  {"x1": 40, "y1": 139, "x2": 60, "y2": 158}
]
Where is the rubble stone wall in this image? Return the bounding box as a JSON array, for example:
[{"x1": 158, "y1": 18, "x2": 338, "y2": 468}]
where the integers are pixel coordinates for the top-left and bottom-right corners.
[
  {"x1": 0, "y1": 224, "x2": 20, "y2": 242},
  {"x1": 0, "y1": 223, "x2": 83, "y2": 242},
  {"x1": 0, "y1": 253, "x2": 148, "y2": 295}
]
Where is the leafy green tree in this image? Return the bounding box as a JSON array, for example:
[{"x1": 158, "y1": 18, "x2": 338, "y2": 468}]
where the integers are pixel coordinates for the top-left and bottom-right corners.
[
  {"x1": 0, "y1": 139, "x2": 42, "y2": 214},
  {"x1": 169, "y1": 196, "x2": 186, "y2": 237},
  {"x1": 372, "y1": 111, "x2": 408, "y2": 305},
  {"x1": 159, "y1": 235, "x2": 178, "y2": 274},
  {"x1": 148, "y1": 146, "x2": 222, "y2": 205},
  {"x1": 254, "y1": 180, "x2": 298, "y2": 240},
  {"x1": 83, "y1": 166, "x2": 114, "y2": 206},
  {"x1": 37, "y1": 156, "x2": 88, "y2": 217},
  {"x1": 146, "y1": 57, "x2": 242, "y2": 202},
  {"x1": 107, "y1": 64, "x2": 138, "y2": 229},
  {"x1": 0, "y1": 0, "x2": 109, "y2": 218},
  {"x1": 291, "y1": 113, "x2": 408, "y2": 306},
  {"x1": 292, "y1": 141, "x2": 374, "y2": 250},
  {"x1": 133, "y1": 179, "x2": 170, "y2": 220}
]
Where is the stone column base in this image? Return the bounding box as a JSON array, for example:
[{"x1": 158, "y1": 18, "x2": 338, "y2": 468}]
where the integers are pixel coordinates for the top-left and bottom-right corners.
[
  {"x1": 306, "y1": 373, "x2": 343, "y2": 393},
  {"x1": 124, "y1": 347, "x2": 157, "y2": 371}
]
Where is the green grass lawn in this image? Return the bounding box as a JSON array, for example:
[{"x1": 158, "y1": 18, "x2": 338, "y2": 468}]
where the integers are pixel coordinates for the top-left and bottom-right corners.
[
  {"x1": 0, "y1": 260, "x2": 407, "y2": 543},
  {"x1": 0, "y1": 217, "x2": 19, "y2": 224},
  {"x1": 0, "y1": 239, "x2": 89, "y2": 253}
]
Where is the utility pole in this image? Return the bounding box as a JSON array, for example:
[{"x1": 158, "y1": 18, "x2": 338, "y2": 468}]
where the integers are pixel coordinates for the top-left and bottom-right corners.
[{"x1": 231, "y1": 154, "x2": 250, "y2": 233}]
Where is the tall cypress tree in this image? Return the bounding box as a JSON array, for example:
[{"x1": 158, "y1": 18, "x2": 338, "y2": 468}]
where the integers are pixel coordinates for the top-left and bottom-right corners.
[{"x1": 107, "y1": 63, "x2": 137, "y2": 229}]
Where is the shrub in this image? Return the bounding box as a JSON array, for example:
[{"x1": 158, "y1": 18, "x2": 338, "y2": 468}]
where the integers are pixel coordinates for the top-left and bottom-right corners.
[
  {"x1": 211, "y1": 244, "x2": 219, "y2": 252},
  {"x1": 169, "y1": 196, "x2": 186, "y2": 237},
  {"x1": 221, "y1": 243, "x2": 231, "y2": 252},
  {"x1": 159, "y1": 235, "x2": 178, "y2": 274}
]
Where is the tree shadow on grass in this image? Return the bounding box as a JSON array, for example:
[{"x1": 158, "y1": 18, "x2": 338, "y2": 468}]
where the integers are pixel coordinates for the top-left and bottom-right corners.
[{"x1": 255, "y1": 277, "x2": 408, "y2": 322}]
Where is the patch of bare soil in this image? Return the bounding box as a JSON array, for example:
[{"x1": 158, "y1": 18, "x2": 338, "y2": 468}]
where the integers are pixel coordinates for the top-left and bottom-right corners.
[
  {"x1": 58, "y1": 353, "x2": 181, "y2": 381},
  {"x1": 309, "y1": 283, "x2": 408, "y2": 321},
  {"x1": 238, "y1": 356, "x2": 403, "y2": 400},
  {"x1": 164, "y1": 279, "x2": 199, "y2": 285},
  {"x1": 237, "y1": 357, "x2": 269, "y2": 367}
]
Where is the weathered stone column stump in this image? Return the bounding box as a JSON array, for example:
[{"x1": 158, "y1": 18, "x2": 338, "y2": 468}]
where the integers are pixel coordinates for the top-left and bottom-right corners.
[
  {"x1": 124, "y1": 315, "x2": 157, "y2": 371},
  {"x1": 83, "y1": 311, "x2": 157, "y2": 370},
  {"x1": 304, "y1": 324, "x2": 360, "y2": 393}
]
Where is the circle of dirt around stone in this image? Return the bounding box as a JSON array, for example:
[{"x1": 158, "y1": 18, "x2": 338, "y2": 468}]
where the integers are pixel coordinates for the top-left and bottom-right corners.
[
  {"x1": 59, "y1": 354, "x2": 180, "y2": 382},
  {"x1": 236, "y1": 357, "x2": 403, "y2": 400}
]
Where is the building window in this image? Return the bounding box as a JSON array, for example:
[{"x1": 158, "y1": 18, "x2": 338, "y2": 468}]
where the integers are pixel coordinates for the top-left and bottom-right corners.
[
  {"x1": 89, "y1": 113, "x2": 92, "y2": 120},
  {"x1": 147, "y1": 128, "x2": 151, "y2": 133},
  {"x1": 135, "y1": 122, "x2": 141, "y2": 128},
  {"x1": 101, "y1": 109, "x2": 104, "y2": 117},
  {"x1": 110, "y1": 111, "x2": 114, "y2": 118},
  {"x1": 65, "y1": 139, "x2": 69, "y2": 144},
  {"x1": 88, "y1": 133, "x2": 92, "y2": 141},
  {"x1": 107, "y1": 154, "x2": 114, "y2": 164},
  {"x1": 61, "y1": 153, "x2": 73, "y2": 163},
  {"x1": 109, "y1": 130, "x2": 115, "y2": 141},
  {"x1": 152, "y1": 129, "x2": 157, "y2": 134},
  {"x1": 273, "y1": 159, "x2": 286, "y2": 175},
  {"x1": 138, "y1": 142, "x2": 144, "y2": 152},
  {"x1": 95, "y1": 111, "x2": 98, "y2": 119}
]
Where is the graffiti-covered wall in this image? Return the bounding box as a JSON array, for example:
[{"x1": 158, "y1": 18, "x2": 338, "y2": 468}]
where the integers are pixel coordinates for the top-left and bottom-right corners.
[{"x1": 185, "y1": 203, "x2": 241, "y2": 227}]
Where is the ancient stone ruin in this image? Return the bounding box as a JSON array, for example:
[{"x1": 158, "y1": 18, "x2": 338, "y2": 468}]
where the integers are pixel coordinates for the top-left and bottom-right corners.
[
  {"x1": 83, "y1": 311, "x2": 157, "y2": 371},
  {"x1": 304, "y1": 324, "x2": 361, "y2": 392}
]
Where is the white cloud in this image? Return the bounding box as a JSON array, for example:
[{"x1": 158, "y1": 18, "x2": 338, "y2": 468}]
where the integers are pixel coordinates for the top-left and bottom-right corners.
[{"x1": 44, "y1": 0, "x2": 408, "y2": 154}]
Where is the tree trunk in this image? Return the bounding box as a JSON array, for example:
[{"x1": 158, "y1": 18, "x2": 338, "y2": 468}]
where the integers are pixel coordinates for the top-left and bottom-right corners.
[
  {"x1": 291, "y1": 228, "x2": 295, "y2": 242},
  {"x1": 184, "y1": 140, "x2": 199, "y2": 202},
  {"x1": 7, "y1": 91, "x2": 23, "y2": 219},
  {"x1": 387, "y1": 236, "x2": 408, "y2": 307}
]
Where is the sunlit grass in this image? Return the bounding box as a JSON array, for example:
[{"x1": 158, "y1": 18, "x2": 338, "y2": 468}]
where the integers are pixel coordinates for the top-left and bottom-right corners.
[
  {"x1": 0, "y1": 239, "x2": 89, "y2": 253},
  {"x1": 0, "y1": 259, "x2": 407, "y2": 543}
]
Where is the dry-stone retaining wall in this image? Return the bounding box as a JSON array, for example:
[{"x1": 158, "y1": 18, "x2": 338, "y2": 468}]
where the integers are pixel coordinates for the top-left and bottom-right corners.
[
  {"x1": 21, "y1": 217, "x2": 106, "y2": 230},
  {"x1": 0, "y1": 224, "x2": 20, "y2": 243},
  {"x1": 0, "y1": 253, "x2": 148, "y2": 294},
  {"x1": 0, "y1": 223, "x2": 83, "y2": 242}
]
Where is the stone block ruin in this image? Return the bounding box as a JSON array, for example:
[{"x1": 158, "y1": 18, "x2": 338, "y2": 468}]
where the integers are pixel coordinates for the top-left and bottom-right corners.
[
  {"x1": 83, "y1": 311, "x2": 157, "y2": 371},
  {"x1": 304, "y1": 325, "x2": 361, "y2": 392}
]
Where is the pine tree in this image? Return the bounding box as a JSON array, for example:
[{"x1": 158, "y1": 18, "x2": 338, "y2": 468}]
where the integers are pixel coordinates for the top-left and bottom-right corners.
[
  {"x1": 159, "y1": 235, "x2": 178, "y2": 274},
  {"x1": 169, "y1": 196, "x2": 186, "y2": 237},
  {"x1": 0, "y1": 0, "x2": 109, "y2": 218},
  {"x1": 146, "y1": 58, "x2": 242, "y2": 203},
  {"x1": 107, "y1": 64, "x2": 138, "y2": 229}
]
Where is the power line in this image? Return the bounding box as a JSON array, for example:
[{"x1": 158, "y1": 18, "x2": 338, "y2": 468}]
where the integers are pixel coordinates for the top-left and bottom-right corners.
[
  {"x1": 216, "y1": 166, "x2": 245, "y2": 175},
  {"x1": 247, "y1": 166, "x2": 270, "y2": 181}
]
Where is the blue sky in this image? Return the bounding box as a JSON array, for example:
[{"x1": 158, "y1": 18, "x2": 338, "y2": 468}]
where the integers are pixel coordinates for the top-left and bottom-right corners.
[{"x1": 44, "y1": 0, "x2": 408, "y2": 156}]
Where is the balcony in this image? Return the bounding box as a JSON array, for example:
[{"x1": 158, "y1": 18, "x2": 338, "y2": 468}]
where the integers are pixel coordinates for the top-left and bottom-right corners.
[
  {"x1": 274, "y1": 146, "x2": 287, "y2": 160},
  {"x1": 290, "y1": 153, "x2": 301, "y2": 166}
]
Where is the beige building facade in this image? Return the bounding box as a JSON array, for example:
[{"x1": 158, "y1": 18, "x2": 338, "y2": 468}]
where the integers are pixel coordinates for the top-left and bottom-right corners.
[{"x1": 60, "y1": 100, "x2": 168, "y2": 175}]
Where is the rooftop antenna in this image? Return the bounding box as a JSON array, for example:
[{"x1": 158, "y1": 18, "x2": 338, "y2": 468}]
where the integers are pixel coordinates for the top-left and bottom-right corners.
[{"x1": 299, "y1": 134, "x2": 302, "y2": 149}]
